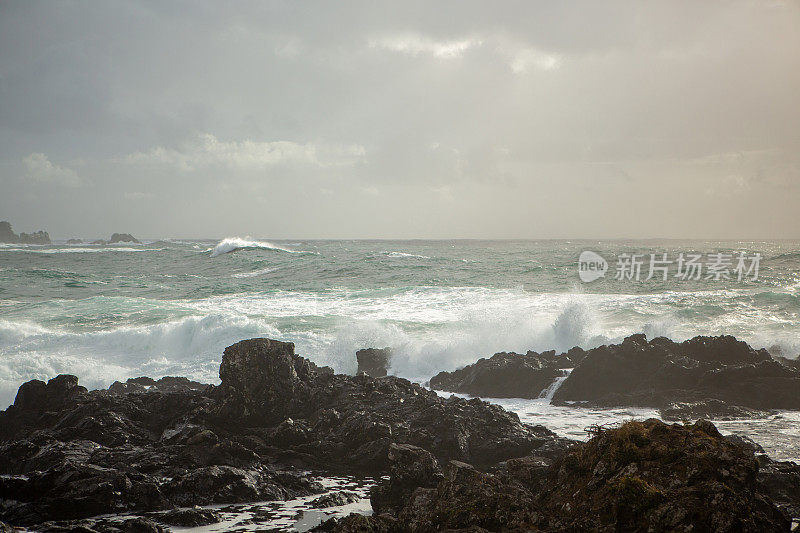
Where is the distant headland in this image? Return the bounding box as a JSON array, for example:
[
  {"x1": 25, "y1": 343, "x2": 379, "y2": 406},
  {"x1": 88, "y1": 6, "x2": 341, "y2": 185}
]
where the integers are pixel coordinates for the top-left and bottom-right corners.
[
  {"x1": 0, "y1": 221, "x2": 50, "y2": 245},
  {"x1": 0, "y1": 221, "x2": 141, "y2": 245}
]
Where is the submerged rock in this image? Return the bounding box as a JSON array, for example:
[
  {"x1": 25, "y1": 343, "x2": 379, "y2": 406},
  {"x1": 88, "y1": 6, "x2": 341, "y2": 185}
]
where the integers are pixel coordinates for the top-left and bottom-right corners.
[
  {"x1": 660, "y1": 399, "x2": 775, "y2": 421},
  {"x1": 356, "y1": 347, "x2": 392, "y2": 377}
]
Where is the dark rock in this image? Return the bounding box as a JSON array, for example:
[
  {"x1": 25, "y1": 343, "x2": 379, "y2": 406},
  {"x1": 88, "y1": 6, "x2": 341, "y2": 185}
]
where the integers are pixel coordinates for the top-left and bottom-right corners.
[
  {"x1": 11, "y1": 374, "x2": 86, "y2": 414},
  {"x1": 312, "y1": 513, "x2": 399, "y2": 532},
  {"x1": 66, "y1": 239, "x2": 83, "y2": 245},
  {"x1": 0, "y1": 338, "x2": 567, "y2": 529},
  {"x1": 370, "y1": 444, "x2": 443, "y2": 515},
  {"x1": 0, "y1": 221, "x2": 51, "y2": 244},
  {"x1": 758, "y1": 458, "x2": 800, "y2": 519},
  {"x1": 308, "y1": 491, "x2": 360, "y2": 509},
  {"x1": 552, "y1": 334, "x2": 800, "y2": 411},
  {"x1": 352, "y1": 419, "x2": 791, "y2": 532},
  {"x1": 430, "y1": 350, "x2": 575, "y2": 398},
  {"x1": 356, "y1": 348, "x2": 392, "y2": 377},
  {"x1": 120, "y1": 518, "x2": 164, "y2": 533},
  {"x1": 109, "y1": 233, "x2": 140, "y2": 244},
  {"x1": 107, "y1": 376, "x2": 208, "y2": 395},
  {"x1": 154, "y1": 507, "x2": 221, "y2": 526}
]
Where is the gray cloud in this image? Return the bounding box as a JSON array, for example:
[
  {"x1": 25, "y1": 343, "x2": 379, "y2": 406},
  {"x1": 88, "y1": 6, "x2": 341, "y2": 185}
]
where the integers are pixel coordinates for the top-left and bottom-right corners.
[{"x1": 0, "y1": 0, "x2": 798, "y2": 239}]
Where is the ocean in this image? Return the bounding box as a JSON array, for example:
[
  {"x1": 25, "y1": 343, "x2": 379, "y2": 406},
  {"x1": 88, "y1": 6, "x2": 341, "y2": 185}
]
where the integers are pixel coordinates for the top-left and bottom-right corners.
[{"x1": 1, "y1": 238, "x2": 799, "y2": 460}]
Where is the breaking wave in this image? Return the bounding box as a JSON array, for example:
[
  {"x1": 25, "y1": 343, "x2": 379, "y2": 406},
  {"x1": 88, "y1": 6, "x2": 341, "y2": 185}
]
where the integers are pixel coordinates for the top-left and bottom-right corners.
[{"x1": 209, "y1": 237, "x2": 308, "y2": 257}]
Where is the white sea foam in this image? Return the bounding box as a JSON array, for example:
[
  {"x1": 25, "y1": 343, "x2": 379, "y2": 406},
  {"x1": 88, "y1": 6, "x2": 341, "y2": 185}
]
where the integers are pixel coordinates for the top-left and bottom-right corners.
[
  {"x1": 383, "y1": 251, "x2": 430, "y2": 259},
  {"x1": 0, "y1": 314, "x2": 280, "y2": 408},
  {"x1": 2, "y1": 247, "x2": 164, "y2": 254},
  {"x1": 209, "y1": 237, "x2": 307, "y2": 257},
  {"x1": 231, "y1": 267, "x2": 278, "y2": 278}
]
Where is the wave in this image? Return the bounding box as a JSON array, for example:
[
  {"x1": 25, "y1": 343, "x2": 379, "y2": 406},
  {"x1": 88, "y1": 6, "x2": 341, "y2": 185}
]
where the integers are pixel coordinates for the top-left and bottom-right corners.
[
  {"x1": 4, "y1": 286, "x2": 799, "y2": 408},
  {"x1": 1, "y1": 247, "x2": 164, "y2": 254},
  {"x1": 383, "y1": 251, "x2": 431, "y2": 259},
  {"x1": 769, "y1": 252, "x2": 800, "y2": 261},
  {"x1": 0, "y1": 314, "x2": 279, "y2": 408},
  {"x1": 209, "y1": 237, "x2": 309, "y2": 257},
  {"x1": 231, "y1": 267, "x2": 278, "y2": 279}
]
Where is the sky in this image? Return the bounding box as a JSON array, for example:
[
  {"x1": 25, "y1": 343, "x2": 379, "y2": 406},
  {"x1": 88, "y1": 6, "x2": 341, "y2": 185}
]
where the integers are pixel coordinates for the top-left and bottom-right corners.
[{"x1": 0, "y1": 0, "x2": 799, "y2": 240}]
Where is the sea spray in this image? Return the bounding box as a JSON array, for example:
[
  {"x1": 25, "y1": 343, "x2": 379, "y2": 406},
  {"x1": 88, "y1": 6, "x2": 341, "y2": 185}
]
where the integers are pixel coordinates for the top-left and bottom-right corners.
[{"x1": 209, "y1": 237, "x2": 308, "y2": 257}]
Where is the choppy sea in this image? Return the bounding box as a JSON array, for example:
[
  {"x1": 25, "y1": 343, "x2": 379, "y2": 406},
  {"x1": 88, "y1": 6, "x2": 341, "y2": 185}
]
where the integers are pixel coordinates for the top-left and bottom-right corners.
[{"x1": 1, "y1": 237, "x2": 799, "y2": 463}]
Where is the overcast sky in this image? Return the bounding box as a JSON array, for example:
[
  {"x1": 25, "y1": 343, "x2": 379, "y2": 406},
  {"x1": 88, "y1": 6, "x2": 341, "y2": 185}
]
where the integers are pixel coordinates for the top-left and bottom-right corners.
[{"x1": 1, "y1": 1, "x2": 799, "y2": 240}]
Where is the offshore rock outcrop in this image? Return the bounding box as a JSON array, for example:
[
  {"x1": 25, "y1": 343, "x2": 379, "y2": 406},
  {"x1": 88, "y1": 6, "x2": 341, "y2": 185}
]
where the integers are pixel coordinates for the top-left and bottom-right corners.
[
  {"x1": 109, "y1": 233, "x2": 141, "y2": 244},
  {"x1": 0, "y1": 220, "x2": 51, "y2": 244},
  {"x1": 317, "y1": 419, "x2": 794, "y2": 532},
  {"x1": 356, "y1": 347, "x2": 392, "y2": 377},
  {"x1": 552, "y1": 334, "x2": 800, "y2": 412},
  {"x1": 430, "y1": 348, "x2": 584, "y2": 398},
  {"x1": 0, "y1": 338, "x2": 566, "y2": 530}
]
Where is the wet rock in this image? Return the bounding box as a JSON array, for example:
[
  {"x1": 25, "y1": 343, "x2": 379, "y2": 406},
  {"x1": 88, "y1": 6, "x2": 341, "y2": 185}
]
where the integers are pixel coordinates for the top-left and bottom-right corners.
[
  {"x1": 308, "y1": 491, "x2": 360, "y2": 508},
  {"x1": 353, "y1": 419, "x2": 791, "y2": 532},
  {"x1": 430, "y1": 351, "x2": 568, "y2": 398},
  {"x1": 370, "y1": 444, "x2": 443, "y2": 515},
  {"x1": 758, "y1": 458, "x2": 800, "y2": 519},
  {"x1": 12, "y1": 374, "x2": 86, "y2": 412},
  {"x1": 552, "y1": 334, "x2": 800, "y2": 411},
  {"x1": 214, "y1": 338, "x2": 326, "y2": 426},
  {"x1": 0, "y1": 338, "x2": 567, "y2": 529},
  {"x1": 356, "y1": 348, "x2": 392, "y2": 377},
  {"x1": 312, "y1": 512, "x2": 399, "y2": 532},
  {"x1": 154, "y1": 507, "x2": 221, "y2": 526},
  {"x1": 107, "y1": 376, "x2": 208, "y2": 395}
]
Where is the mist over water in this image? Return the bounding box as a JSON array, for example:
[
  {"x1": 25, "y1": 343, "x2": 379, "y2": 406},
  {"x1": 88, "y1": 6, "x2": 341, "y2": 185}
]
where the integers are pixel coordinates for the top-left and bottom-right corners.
[{"x1": 1, "y1": 238, "x2": 799, "y2": 408}]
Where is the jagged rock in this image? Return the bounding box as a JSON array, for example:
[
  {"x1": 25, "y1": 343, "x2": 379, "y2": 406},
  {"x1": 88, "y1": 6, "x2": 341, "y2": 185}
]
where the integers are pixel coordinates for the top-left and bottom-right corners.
[
  {"x1": 0, "y1": 221, "x2": 51, "y2": 244},
  {"x1": 758, "y1": 458, "x2": 800, "y2": 519},
  {"x1": 335, "y1": 419, "x2": 791, "y2": 532},
  {"x1": 32, "y1": 517, "x2": 166, "y2": 533},
  {"x1": 370, "y1": 444, "x2": 443, "y2": 515},
  {"x1": 107, "y1": 376, "x2": 208, "y2": 395},
  {"x1": 313, "y1": 513, "x2": 399, "y2": 532},
  {"x1": 109, "y1": 233, "x2": 140, "y2": 244},
  {"x1": 552, "y1": 334, "x2": 800, "y2": 411},
  {"x1": 356, "y1": 348, "x2": 392, "y2": 377},
  {"x1": 153, "y1": 506, "x2": 221, "y2": 526},
  {"x1": 9, "y1": 374, "x2": 86, "y2": 415},
  {"x1": 214, "y1": 338, "x2": 327, "y2": 426},
  {"x1": 430, "y1": 350, "x2": 573, "y2": 398},
  {"x1": 308, "y1": 491, "x2": 360, "y2": 508},
  {"x1": 0, "y1": 338, "x2": 568, "y2": 529}
]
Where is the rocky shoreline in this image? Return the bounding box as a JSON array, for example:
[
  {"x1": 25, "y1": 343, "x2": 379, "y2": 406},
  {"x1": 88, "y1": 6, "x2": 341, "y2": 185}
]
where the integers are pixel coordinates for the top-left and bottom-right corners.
[
  {"x1": 0, "y1": 337, "x2": 798, "y2": 531},
  {"x1": 430, "y1": 334, "x2": 800, "y2": 420}
]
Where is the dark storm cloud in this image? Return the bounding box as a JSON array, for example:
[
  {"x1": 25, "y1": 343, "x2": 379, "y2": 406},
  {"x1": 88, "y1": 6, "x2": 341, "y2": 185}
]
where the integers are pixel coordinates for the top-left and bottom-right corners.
[{"x1": 0, "y1": 0, "x2": 798, "y2": 239}]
